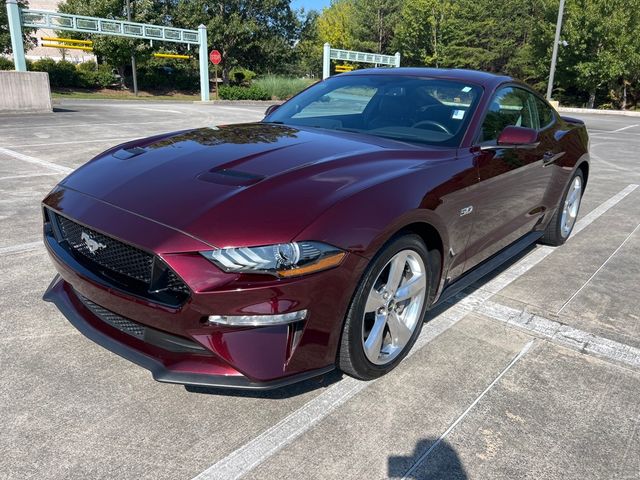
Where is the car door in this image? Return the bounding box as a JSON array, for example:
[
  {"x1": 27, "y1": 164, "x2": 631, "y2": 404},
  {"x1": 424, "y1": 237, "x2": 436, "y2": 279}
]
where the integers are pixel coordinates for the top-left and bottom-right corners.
[{"x1": 463, "y1": 86, "x2": 555, "y2": 271}]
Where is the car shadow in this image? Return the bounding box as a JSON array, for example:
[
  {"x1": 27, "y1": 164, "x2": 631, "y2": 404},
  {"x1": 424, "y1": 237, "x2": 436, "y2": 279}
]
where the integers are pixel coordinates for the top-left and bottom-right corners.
[
  {"x1": 184, "y1": 369, "x2": 344, "y2": 399},
  {"x1": 388, "y1": 438, "x2": 468, "y2": 479}
]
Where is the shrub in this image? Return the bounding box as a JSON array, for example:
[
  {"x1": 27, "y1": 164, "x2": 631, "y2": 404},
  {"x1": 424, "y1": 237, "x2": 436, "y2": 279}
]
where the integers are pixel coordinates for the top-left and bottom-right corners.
[
  {"x1": 0, "y1": 57, "x2": 14, "y2": 70},
  {"x1": 228, "y1": 67, "x2": 256, "y2": 86},
  {"x1": 137, "y1": 58, "x2": 199, "y2": 91},
  {"x1": 77, "y1": 61, "x2": 119, "y2": 88},
  {"x1": 253, "y1": 75, "x2": 313, "y2": 100},
  {"x1": 218, "y1": 85, "x2": 270, "y2": 101},
  {"x1": 31, "y1": 58, "x2": 82, "y2": 87}
]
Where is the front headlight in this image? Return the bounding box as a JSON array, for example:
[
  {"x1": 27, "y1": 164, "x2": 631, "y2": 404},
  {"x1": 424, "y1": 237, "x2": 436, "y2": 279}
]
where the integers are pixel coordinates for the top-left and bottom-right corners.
[{"x1": 200, "y1": 241, "x2": 346, "y2": 278}]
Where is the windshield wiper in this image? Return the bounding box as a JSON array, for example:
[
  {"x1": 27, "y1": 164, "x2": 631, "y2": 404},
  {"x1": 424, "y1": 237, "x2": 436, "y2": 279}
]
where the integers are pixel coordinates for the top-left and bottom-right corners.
[{"x1": 334, "y1": 127, "x2": 363, "y2": 133}]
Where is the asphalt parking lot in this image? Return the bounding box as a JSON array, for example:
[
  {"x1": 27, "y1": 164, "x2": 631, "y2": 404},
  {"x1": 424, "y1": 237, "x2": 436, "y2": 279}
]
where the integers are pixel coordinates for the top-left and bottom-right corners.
[{"x1": 1, "y1": 101, "x2": 639, "y2": 480}]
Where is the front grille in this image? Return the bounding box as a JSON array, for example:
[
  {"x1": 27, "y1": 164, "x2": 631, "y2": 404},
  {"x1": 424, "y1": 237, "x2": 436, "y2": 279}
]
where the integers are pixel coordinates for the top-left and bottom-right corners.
[
  {"x1": 56, "y1": 214, "x2": 153, "y2": 283},
  {"x1": 77, "y1": 293, "x2": 207, "y2": 354},
  {"x1": 47, "y1": 209, "x2": 190, "y2": 306}
]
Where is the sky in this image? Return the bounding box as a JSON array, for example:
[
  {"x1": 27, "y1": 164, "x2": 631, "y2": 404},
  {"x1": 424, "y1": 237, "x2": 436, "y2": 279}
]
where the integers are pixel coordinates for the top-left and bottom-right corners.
[{"x1": 291, "y1": 0, "x2": 331, "y2": 12}]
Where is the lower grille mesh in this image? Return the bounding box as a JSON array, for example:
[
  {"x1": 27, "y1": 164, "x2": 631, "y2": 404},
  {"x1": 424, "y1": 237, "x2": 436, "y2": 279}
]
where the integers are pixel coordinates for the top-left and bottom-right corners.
[
  {"x1": 78, "y1": 294, "x2": 145, "y2": 340},
  {"x1": 76, "y1": 293, "x2": 207, "y2": 354}
]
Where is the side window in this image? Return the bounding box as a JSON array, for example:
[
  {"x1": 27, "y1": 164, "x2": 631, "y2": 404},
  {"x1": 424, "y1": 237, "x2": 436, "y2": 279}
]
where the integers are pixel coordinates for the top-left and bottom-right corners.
[
  {"x1": 480, "y1": 87, "x2": 540, "y2": 143},
  {"x1": 535, "y1": 97, "x2": 555, "y2": 129}
]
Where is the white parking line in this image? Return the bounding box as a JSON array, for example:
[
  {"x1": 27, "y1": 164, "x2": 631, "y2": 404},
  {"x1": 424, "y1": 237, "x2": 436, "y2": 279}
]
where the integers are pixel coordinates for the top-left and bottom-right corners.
[
  {"x1": 0, "y1": 147, "x2": 72, "y2": 174},
  {"x1": 0, "y1": 241, "x2": 43, "y2": 255},
  {"x1": 612, "y1": 124, "x2": 639, "y2": 133},
  {"x1": 0, "y1": 172, "x2": 63, "y2": 181},
  {"x1": 191, "y1": 183, "x2": 639, "y2": 480},
  {"x1": 193, "y1": 306, "x2": 471, "y2": 480},
  {"x1": 476, "y1": 301, "x2": 640, "y2": 370},
  {"x1": 0, "y1": 120, "x2": 183, "y2": 130},
  {"x1": 4, "y1": 137, "x2": 133, "y2": 148},
  {"x1": 399, "y1": 340, "x2": 535, "y2": 480},
  {"x1": 557, "y1": 222, "x2": 640, "y2": 314},
  {"x1": 216, "y1": 106, "x2": 267, "y2": 113},
  {"x1": 475, "y1": 183, "x2": 639, "y2": 296}
]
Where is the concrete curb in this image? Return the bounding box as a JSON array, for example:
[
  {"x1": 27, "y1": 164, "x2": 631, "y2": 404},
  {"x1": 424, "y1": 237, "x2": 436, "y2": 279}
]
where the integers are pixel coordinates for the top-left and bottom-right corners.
[
  {"x1": 193, "y1": 100, "x2": 278, "y2": 106},
  {"x1": 558, "y1": 107, "x2": 640, "y2": 117}
]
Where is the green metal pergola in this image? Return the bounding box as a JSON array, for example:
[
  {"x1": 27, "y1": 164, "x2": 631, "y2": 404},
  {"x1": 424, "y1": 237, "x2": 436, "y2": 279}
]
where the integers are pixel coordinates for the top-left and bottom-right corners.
[{"x1": 5, "y1": 0, "x2": 211, "y2": 101}]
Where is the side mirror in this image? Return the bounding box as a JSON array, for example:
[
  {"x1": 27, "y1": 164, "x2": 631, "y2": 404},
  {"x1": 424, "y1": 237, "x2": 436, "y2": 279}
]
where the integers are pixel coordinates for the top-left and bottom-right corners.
[
  {"x1": 497, "y1": 126, "x2": 538, "y2": 147},
  {"x1": 265, "y1": 104, "x2": 280, "y2": 116}
]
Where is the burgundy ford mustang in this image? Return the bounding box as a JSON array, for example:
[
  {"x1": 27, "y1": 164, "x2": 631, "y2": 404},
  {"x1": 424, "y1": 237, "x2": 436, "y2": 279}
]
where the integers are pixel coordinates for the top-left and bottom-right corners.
[{"x1": 42, "y1": 68, "x2": 589, "y2": 389}]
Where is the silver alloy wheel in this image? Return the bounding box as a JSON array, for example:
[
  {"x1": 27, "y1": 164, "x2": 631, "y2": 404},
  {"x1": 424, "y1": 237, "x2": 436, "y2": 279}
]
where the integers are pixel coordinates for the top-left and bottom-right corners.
[
  {"x1": 361, "y1": 249, "x2": 427, "y2": 365},
  {"x1": 560, "y1": 175, "x2": 583, "y2": 238}
]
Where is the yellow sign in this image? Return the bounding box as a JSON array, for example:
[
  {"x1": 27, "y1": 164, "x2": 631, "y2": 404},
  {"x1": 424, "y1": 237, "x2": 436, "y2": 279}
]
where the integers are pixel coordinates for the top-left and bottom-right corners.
[
  {"x1": 153, "y1": 53, "x2": 192, "y2": 60},
  {"x1": 41, "y1": 37, "x2": 93, "y2": 45},
  {"x1": 335, "y1": 65, "x2": 354, "y2": 73},
  {"x1": 41, "y1": 43, "x2": 93, "y2": 51}
]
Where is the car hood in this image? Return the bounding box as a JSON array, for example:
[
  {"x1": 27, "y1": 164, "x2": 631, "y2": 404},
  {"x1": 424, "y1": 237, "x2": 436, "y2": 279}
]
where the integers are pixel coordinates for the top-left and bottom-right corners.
[{"x1": 61, "y1": 123, "x2": 448, "y2": 248}]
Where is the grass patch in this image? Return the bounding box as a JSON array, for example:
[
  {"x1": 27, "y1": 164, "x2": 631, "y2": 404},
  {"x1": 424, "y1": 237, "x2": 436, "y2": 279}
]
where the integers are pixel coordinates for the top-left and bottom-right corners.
[
  {"x1": 52, "y1": 88, "x2": 201, "y2": 101},
  {"x1": 253, "y1": 75, "x2": 315, "y2": 100}
]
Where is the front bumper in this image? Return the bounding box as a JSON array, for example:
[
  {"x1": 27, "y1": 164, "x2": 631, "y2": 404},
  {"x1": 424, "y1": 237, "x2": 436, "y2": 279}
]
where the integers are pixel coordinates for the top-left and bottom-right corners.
[
  {"x1": 42, "y1": 189, "x2": 369, "y2": 389},
  {"x1": 44, "y1": 275, "x2": 334, "y2": 389}
]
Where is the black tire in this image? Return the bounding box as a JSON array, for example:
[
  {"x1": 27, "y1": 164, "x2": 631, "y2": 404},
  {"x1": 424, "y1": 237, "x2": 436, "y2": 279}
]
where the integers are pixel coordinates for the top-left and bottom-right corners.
[
  {"x1": 337, "y1": 234, "x2": 434, "y2": 380},
  {"x1": 540, "y1": 169, "x2": 585, "y2": 246}
]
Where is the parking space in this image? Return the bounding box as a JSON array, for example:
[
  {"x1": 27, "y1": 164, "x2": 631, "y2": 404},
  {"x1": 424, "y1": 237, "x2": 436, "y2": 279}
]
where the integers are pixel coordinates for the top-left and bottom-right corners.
[{"x1": 1, "y1": 103, "x2": 639, "y2": 479}]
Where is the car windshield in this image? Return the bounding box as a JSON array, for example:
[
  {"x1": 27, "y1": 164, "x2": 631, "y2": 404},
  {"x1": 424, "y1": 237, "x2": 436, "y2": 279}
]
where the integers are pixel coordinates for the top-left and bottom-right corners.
[{"x1": 265, "y1": 75, "x2": 482, "y2": 147}]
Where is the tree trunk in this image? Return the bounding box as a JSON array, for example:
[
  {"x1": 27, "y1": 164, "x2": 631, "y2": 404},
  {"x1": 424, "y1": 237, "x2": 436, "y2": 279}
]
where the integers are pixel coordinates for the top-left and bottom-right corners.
[
  {"x1": 378, "y1": 8, "x2": 383, "y2": 52},
  {"x1": 587, "y1": 90, "x2": 596, "y2": 109}
]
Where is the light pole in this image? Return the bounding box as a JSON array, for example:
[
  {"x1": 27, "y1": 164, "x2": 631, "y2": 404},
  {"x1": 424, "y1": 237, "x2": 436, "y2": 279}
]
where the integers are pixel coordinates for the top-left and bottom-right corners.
[
  {"x1": 126, "y1": 0, "x2": 138, "y2": 95},
  {"x1": 546, "y1": 0, "x2": 566, "y2": 101}
]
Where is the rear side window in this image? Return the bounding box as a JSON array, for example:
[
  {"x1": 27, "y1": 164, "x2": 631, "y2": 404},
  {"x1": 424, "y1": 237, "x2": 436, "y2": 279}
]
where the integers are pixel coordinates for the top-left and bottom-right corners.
[
  {"x1": 535, "y1": 97, "x2": 556, "y2": 129},
  {"x1": 480, "y1": 87, "x2": 539, "y2": 143}
]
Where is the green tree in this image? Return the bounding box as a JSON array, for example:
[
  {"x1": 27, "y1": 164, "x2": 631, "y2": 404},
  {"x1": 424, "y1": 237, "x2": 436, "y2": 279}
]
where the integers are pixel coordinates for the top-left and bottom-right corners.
[
  {"x1": 351, "y1": 0, "x2": 401, "y2": 53},
  {"x1": 174, "y1": 0, "x2": 298, "y2": 83},
  {"x1": 552, "y1": 0, "x2": 640, "y2": 107},
  {"x1": 317, "y1": 0, "x2": 358, "y2": 50},
  {"x1": 294, "y1": 10, "x2": 323, "y2": 77},
  {"x1": 438, "y1": 0, "x2": 550, "y2": 82},
  {"x1": 317, "y1": 0, "x2": 400, "y2": 54},
  {"x1": 57, "y1": 0, "x2": 190, "y2": 82},
  {"x1": 1, "y1": 0, "x2": 36, "y2": 55},
  {"x1": 392, "y1": 0, "x2": 453, "y2": 66}
]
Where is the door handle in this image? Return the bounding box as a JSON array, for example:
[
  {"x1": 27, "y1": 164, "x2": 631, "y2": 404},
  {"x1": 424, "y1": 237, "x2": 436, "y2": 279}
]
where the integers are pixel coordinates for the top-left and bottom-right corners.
[{"x1": 542, "y1": 151, "x2": 564, "y2": 166}]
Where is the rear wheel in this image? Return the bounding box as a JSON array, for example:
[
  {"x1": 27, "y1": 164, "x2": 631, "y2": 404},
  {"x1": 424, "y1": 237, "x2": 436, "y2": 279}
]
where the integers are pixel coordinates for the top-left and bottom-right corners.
[
  {"x1": 541, "y1": 170, "x2": 584, "y2": 246},
  {"x1": 338, "y1": 235, "x2": 433, "y2": 380}
]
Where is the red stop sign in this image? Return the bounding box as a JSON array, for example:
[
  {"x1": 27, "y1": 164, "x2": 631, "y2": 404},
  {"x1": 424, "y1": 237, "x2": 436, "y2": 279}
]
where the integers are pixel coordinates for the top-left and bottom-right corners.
[{"x1": 209, "y1": 50, "x2": 222, "y2": 65}]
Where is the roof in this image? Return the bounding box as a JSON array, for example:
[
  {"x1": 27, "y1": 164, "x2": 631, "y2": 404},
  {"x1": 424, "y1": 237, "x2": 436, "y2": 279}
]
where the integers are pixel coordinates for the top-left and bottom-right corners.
[{"x1": 344, "y1": 67, "x2": 513, "y2": 88}]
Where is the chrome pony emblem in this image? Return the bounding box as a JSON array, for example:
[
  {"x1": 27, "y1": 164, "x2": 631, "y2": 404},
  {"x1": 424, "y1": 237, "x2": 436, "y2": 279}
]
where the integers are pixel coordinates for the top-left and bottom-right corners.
[{"x1": 81, "y1": 231, "x2": 106, "y2": 254}]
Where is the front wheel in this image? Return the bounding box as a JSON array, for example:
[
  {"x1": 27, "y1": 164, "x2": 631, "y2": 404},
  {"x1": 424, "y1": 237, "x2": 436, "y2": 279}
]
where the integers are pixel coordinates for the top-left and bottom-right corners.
[
  {"x1": 541, "y1": 170, "x2": 585, "y2": 246},
  {"x1": 337, "y1": 235, "x2": 433, "y2": 380}
]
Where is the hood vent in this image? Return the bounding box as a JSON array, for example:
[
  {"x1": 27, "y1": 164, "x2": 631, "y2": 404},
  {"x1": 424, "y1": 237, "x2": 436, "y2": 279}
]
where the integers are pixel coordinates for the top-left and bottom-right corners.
[
  {"x1": 197, "y1": 168, "x2": 265, "y2": 186},
  {"x1": 112, "y1": 147, "x2": 147, "y2": 160}
]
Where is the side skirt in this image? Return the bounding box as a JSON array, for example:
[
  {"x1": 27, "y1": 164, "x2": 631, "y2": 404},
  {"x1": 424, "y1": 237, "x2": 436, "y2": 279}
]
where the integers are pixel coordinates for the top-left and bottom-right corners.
[{"x1": 433, "y1": 231, "x2": 544, "y2": 307}]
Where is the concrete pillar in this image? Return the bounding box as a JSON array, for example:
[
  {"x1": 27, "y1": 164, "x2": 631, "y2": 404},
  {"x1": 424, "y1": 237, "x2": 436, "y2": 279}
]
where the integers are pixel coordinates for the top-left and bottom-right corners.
[
  {"x1": 198, "y1": 24, "x2": 210, "y2": 102},
  {"x1": 6, "y1": 0, "x2": 27, "y2": 71},
  {"x1": 322, "y1": 43, "x2": 331, "y2": 80},
  {"x1": 394, "y1": 52, "x2": 401, "y2": 68}
]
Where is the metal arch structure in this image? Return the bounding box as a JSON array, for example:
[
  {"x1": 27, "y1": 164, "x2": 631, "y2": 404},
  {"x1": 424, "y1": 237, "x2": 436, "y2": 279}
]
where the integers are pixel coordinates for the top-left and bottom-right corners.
[
  {"x1": 4, "y1": 0, "x2": 210, "y2": 101},
  {"x1": 322, "y1": 43, "x2": 401, "y2": 80}
]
